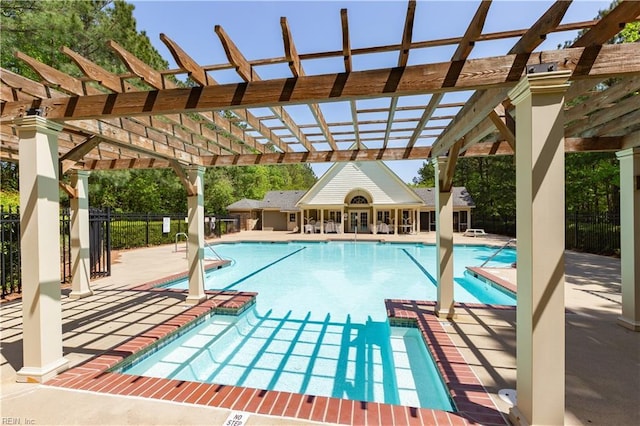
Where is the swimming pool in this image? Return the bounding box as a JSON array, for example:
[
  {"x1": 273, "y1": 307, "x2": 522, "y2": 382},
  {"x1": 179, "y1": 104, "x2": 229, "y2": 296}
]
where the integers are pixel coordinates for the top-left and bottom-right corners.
[{"x1": 123, "y1": 242, "x2": 515, "y2": 410}]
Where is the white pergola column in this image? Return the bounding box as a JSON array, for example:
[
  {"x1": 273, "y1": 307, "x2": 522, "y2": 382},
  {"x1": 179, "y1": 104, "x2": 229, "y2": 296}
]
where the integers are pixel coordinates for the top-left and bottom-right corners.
[
  {"x1": 185, "y1": 166, "x2": 206, "y2": 305},
  {"x1": 69, "y1": 170, "x2": 92, "y2": 299},
  {"x1": 15, "y1": 115, "x2": 69, "y2": 382},
  {"x1": 508, "y1": 70, "x2": 571, "y2": 426},
  {"x1": 435, "y1": 157, "x2": 455, "y2": 319},
  {"x1": 617, "y1": 147, "x2": 640, "y2": 331}
]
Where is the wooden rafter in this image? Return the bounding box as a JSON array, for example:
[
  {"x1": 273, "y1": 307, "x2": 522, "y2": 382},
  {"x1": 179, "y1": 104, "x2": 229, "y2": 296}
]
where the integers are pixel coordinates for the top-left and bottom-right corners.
[
  {"x1": 407, "y1": 0, "x2": 491, "y2": 149},
  {"x1": 79, "y1": 135, "x2": 626, "y2": 171},
  {"x1": 382, "y1": 0, "x2": 416, "y2": 149},
  {"x1": 488, "y1": 104, "x2": 515, "y2": 151},
  {"x1": 159, "y1": 33, "x2": 290, "y2": 153},
  {"x1": 169, "y1": 160, "x2": 197, "y2": 196},
  {"x1": 3, "y1": 57, "x2": 204, "y2": 163},
  {"x1": 341, "y1": 8, "x2": 360, "y2": 149},
  {"x1": 2, "y1": 1, "x2": 638, "y2": 171},
  {"x1": 431, "y1": 0, "x2": 574, "y2": 157},
  {"x1": 566, "y1": 95, "x2": 640, "y2": 137},
  {"x1": 565, "y1": 75, "x2": 640, "y2": 123},
  {"x1": 59, "y1": 135, "x2": 101, "y2": 174},
  {"x1": 439, "y1": 139, "x2": 463, "y2": 192},
  {"x1": 106, "y1": 41, "x2": 267, "y2": 155},
  {"x1": 215, "y1": 25, "x2": 315, "y2": 152},
  {"x1": 3, "y1": 42, "x2": 637, "y2": 124},
  {"x1": 280, "y1": 17, "x2": 338, "y2": 151}
]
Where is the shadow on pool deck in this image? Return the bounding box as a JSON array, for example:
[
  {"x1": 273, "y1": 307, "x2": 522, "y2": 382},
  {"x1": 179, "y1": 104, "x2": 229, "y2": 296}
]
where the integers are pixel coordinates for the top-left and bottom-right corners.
[{"x1": 1, "y1": 231, "x2": 638, "y2": 425}]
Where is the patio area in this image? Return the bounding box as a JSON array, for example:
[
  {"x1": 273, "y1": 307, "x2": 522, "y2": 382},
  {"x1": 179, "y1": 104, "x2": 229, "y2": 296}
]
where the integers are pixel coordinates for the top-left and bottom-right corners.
[{"x1": 1, "y1": 231, "x2": 637, "y2": 425}]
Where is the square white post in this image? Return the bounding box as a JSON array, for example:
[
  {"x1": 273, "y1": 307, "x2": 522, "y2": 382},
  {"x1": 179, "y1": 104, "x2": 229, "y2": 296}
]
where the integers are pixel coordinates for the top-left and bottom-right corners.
[
  {"x1": 15, "y1": 115, "x2": 69, "y2": 382},
  {"x1": 616, "y1": 148, "x2": 640, "y2": 331},
  {"x1": 69, "y1": 170, "x2": 92, "y2": 299},
  {"x1": 185, "y1": 166, "x2": 206, "y2": 305},
  {"x1": 435, "y1": 157, "x2": 455, "y2": 319},
  {"x1": 508, "y1": 70, "x2": 571, "y2": 426}
]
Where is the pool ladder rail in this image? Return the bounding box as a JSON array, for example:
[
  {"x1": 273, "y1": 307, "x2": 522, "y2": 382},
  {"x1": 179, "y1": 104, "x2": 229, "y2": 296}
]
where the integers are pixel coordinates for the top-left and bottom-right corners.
[
  {"x1": 480, "y1": 238, "x2": 516, "y2": 267},
  {"x1": 174, "y1": 233, "x2": 228, "y2": 263}
]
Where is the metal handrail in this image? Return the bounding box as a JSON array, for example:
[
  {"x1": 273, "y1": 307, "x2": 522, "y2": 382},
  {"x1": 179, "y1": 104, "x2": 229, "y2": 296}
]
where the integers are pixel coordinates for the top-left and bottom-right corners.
[
  {"x1": 175, "y1": 232, "x2": 188, "y2": 258},
  {"x1": 480, "y1": 238, "x2": 516, "y2": 267},
  {"x1": 205, "y1": 242, "x2": 224, "y2": 261}
]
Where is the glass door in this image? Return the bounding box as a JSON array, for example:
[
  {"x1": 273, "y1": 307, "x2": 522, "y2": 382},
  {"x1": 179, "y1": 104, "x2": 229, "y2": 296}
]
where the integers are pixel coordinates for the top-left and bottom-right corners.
[{"x1": 349, "y1": 210, "x2": 369, "y2": 233}]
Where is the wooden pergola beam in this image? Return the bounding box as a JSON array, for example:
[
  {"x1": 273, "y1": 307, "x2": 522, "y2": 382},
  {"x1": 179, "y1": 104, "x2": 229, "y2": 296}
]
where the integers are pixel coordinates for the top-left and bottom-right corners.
[
  {"x1": 9, "y1": 55, "x2": 210, "y2": 161},
  {"x1": 281, "y1": 17, "x2": 338, "y2": 151},
  {"x1": 341, "y1": 9, "x2": 352, "y2": 73},
  {"x1": 572, "y1": 0, "x2": 640, "y2": 47},
  {"x1": 59, "y1": 135, "x2": 101, "y2": 174},
  {"x1": 78, "y1": 135, "x2": 625, "y2": 171},
  {"x1": 565, "y1": 75, "x2": 640, "y2": 123},
  {"x1": 432, "y1": 0, "x2": 574, "y2": 156},
  {"x1": 107, "y1": 40, "x2": 266, "y2": 154},
  {"x1": 216, "y1": 24, "x2": 315, "y2": 152},
  {"x1": 61, "y1": 46, "x2": 133, "y2": 93},
  {"x1": 160, "y1": 34, "x2": 289, "y2": 153},
  {"x1": 382, "y1": 0, "x2": 416, "y2": 149},
  {"x1": 2, "y1": 43, "x2": 638, "y2": 122},
  {"x1": 169, "y1": 159, "x2": 197, "y2": 196},
  {"x1": 341, "y1": 8, "x2": 360, "y2": 149},
  {"x1": 408, "y1": 0, "x2": 492, "y2": 149},
  {"x1": 566, "y1": 94, "x2": 640, "y2": 137}
]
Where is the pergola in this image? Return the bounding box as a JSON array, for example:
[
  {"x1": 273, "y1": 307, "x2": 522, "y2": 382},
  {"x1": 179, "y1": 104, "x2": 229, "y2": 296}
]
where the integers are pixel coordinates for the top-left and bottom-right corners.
[{"x1": 1, "y1": 1, "x2": 638, "y2": 424}]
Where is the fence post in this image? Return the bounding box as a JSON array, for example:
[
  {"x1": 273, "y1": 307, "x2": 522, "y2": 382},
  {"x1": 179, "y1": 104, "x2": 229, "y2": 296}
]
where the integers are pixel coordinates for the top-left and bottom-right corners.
[{"x1": 145, "y1": 212, "x2": 150, "y2": 246}]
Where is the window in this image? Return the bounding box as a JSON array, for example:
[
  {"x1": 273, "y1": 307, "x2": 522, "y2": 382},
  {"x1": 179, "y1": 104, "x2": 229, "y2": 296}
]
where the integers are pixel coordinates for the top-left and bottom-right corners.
[
  {"x1": 350, "y1": 195, "x2": 368, "y2": 205},
  {"x1": 328, "y1": 211, "x2": 342, "y2": 223},
  {"x1": 289, "y1": 213, "x2": 296, "y2": 222},
  {"x1": 377, "y1": 210, "x2": 390, "y2": 224}
]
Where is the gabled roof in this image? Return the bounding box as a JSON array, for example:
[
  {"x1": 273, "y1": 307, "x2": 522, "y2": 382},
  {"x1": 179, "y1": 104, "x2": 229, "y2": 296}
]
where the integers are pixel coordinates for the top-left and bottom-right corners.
[
  {"x1": 227, "y1": 190, "x2": 306, "y2": 212},
  {"x1": 261, "y1": 190, "x2": 306, "y2": 211},
  {"x1": 226, "y1": 198, "x2": 262, "y2": 211},
  {"x1": 297, "y1": 161, "x2": 424, "y2": 206},
  {"x1": 412, "y1": 187, "x2": 476, "y2": 208}
]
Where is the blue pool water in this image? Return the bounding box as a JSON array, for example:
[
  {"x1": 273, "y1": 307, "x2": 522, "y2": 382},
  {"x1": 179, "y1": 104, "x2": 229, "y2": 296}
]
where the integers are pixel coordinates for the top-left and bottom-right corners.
[{"x1": 123, "y1": 242, "x2": 516, "y2": 409}]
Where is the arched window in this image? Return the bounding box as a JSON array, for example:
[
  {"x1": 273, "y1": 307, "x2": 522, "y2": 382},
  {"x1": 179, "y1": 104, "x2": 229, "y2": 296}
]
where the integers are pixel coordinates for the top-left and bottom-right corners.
[{"x1": 350, "y1": 195, "x2": 368, "y2": 205}]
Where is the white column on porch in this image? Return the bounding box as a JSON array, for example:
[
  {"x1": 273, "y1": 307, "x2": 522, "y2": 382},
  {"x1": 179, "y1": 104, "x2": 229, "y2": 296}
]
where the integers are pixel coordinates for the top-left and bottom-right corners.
[
  {"x1": 394, "y1": 208, "x2": 398, "y2": 234},
  {"x1": 435, "y1": 157, "x2": 455, "y2": 319},
  {"x1": 373, "y1": 206, "x2": 377, "y2": 234},
  {"x1": 69, "y1": 170, "x2": 92, "y2": 299},
  {"x1": 185, "y1": 165, "x2": 206, "y2": 305},
  {"x1": 508, "y1": 70, "x2": 571, "y2": 426},
  {"x1": 617, "y1": 147, "x2": 640, "y2": 331},
  {"x1": 320, "y1": 209, "x2": 324, "y2": 234},
  {"x1": 15, "y1": 115, "x2": 69, "y2": 382}
]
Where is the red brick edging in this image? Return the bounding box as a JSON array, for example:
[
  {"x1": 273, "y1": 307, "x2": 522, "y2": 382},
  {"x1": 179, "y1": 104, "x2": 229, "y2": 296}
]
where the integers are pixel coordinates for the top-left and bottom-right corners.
[{"x1": 46, "y1": 293, "x2": 508, "y2": 425}]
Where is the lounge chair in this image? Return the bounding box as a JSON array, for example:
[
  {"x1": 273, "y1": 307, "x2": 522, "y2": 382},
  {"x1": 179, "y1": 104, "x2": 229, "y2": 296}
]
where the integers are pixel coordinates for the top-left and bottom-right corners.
[{"x1": 463, "y1": 228, "x2": 486, "y2": 237}]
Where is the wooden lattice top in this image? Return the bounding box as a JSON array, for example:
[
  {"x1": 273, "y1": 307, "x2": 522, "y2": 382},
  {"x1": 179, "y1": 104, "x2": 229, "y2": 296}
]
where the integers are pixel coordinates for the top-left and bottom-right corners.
[{"x1": 1, "y1": 0, "x2": 639, "y2": 182}]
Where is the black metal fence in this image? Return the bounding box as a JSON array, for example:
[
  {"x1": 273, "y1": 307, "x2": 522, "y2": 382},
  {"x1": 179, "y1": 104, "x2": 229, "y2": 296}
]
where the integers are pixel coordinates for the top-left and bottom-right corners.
[
  {"x1": 1, "y1": 206, "x2": 21, "y2": 297},
  {"x1": 472, "y1": 210, "x2": 621, "y2": 255},
  {"x1": 107, "y1": 212, "x2": 239, "y2": 249},
  {"x1": 566, "y1": 210, "x2": 620, "y2": 255},
  {"x1": 2, "y1": 206, "x2": 112, "y2": 298}
]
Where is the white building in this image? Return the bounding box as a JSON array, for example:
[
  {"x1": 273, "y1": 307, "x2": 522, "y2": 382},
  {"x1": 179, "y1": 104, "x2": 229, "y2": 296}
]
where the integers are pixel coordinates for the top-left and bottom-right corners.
[{"x1": 227, "y1": 160, "x2": 475, "y2": 234}]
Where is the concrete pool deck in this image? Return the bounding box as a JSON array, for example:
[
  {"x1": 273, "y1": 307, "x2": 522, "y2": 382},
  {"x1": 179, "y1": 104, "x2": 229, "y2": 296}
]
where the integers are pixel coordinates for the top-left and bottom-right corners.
[{"x1": 1, "y1": 231, "x2": 638, "y2": 425}]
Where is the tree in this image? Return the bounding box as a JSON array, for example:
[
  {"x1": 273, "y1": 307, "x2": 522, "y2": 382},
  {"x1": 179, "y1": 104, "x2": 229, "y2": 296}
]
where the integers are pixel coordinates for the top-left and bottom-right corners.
[{"x1": 0, "y1": 0, "x2": 318, "y2": 212}]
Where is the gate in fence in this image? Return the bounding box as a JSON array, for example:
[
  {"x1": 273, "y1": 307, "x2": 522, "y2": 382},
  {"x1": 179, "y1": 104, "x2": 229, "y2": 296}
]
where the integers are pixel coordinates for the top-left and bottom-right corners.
[{"x1": 1, "y1": 206, "x2": 111, "y2": 298}]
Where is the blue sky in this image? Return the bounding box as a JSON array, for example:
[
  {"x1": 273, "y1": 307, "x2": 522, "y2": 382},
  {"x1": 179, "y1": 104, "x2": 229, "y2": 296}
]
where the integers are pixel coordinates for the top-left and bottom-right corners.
[{"x1": 129, "y1": 0, "x2": 610, "y2": 182}]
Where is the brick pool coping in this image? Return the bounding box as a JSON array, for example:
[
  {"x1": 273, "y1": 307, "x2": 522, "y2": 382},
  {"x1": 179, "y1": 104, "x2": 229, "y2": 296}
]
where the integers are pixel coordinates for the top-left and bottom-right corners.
[{"x1": 45, "y1": 289, "x2": 509, "y2": 426}]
